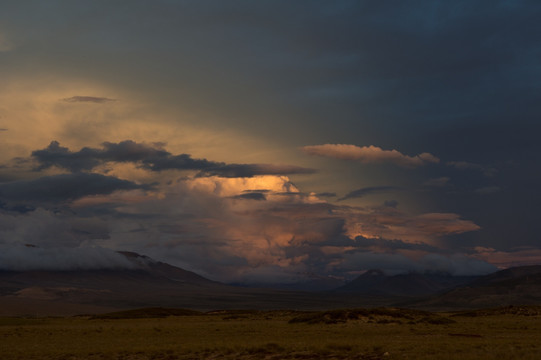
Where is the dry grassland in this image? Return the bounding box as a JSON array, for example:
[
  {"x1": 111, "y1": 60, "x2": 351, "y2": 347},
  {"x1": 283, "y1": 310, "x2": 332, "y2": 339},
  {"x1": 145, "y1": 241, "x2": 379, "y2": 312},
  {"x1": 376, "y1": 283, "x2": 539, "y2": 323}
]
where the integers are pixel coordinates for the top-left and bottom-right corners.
[{"x1": 1, "y1": 306, "x2": 541, "y2": 359}]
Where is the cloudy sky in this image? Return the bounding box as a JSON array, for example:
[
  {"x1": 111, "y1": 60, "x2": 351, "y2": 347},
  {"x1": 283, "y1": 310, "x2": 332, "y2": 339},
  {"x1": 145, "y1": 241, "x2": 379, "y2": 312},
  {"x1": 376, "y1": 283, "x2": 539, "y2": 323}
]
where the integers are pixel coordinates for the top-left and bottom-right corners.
[{"x1": 0, "y1": 0, "x2": 540, "y2": 284}]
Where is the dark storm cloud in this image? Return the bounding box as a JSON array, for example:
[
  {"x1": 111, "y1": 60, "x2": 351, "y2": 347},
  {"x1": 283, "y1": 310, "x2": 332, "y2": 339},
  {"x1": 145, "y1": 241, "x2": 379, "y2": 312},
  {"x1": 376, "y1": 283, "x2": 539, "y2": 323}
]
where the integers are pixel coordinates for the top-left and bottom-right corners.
[
  {"x1": 62, "y1": 96, "x2": 117, "y2": 103},
  {"x1": 31, "y1": 140, "x2": 315, "y2": 177},
  {"x1": 1, "y1": 0, "x2": 539, "y2": 280},
  {"x1": 338, "y1": 186, "x2": 401, "y2": 201},
  {"x1": 0, "y1": 172, "x2": 147, "y2": 203},
  {"x1": 317, "y1": 192, "x2": 336, "y2": 198},
  {"x1": 231, "y1": 192, "x2": 267, "y2": 201},
  {"x1": 199, "y1": 163, "x2": 316, "y2": 178}
]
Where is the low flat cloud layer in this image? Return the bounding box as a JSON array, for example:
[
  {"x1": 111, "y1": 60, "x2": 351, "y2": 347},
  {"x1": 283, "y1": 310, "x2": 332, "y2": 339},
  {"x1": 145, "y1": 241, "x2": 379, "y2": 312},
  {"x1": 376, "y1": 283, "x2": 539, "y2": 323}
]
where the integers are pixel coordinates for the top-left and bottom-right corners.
[
  {"x1": 0, "y1": 244, "x2": 136, "y2": 271},
  {"x1": 302, "y1": 144, "x2": 440, "y2": 167},
  {"x1": 62, "y1": 96, "x2": 117, "y2": 103}
]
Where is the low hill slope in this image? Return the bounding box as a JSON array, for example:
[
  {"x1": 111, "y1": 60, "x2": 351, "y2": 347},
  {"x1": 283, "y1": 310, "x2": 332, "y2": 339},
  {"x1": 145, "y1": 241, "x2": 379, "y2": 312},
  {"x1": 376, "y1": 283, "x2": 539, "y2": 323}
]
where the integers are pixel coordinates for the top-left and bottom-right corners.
[
  {"x1": 406, "y1": 265, "x2": 541, "y2": 310},
  {"x1": 0, "y1": 252, "x2": 386, "y2": 315},
  {"x1": 335, "y1": 269, "x2": 478, "y2": 297}
]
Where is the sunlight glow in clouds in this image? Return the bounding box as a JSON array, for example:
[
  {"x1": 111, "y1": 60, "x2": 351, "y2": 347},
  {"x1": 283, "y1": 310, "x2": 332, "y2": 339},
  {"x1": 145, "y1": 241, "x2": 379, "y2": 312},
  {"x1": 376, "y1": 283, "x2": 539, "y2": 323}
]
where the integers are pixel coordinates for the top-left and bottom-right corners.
[{"x1": 2, "y1": 0, "x2": 539, "y2": 282}]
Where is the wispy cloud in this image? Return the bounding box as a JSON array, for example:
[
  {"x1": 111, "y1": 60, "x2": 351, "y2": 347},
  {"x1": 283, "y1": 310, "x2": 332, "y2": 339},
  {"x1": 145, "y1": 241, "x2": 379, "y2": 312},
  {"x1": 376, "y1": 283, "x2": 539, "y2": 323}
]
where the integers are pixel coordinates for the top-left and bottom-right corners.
[
  {"x1": 302, "y1": 144, "x2": 439, "y2": 167},
  {"x1": 423, "y1": 177, "x2": 450, "y2": 188},
  {"x1": 339, "y1": 186, "x2": 400, "y2": 201},
  {"x1": 61, "y1": 96, "x2": 117, "y2": 103},
  {"x1": 447, "y1": 161, "x2": 497, "y2": 177}
]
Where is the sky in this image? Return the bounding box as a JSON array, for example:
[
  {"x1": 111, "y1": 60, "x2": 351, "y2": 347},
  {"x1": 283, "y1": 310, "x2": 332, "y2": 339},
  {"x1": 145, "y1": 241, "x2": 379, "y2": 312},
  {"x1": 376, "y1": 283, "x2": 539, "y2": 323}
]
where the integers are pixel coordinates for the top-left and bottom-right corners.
[{"x1": 0, "y1": 0, "x2": 540, "y2": 285}]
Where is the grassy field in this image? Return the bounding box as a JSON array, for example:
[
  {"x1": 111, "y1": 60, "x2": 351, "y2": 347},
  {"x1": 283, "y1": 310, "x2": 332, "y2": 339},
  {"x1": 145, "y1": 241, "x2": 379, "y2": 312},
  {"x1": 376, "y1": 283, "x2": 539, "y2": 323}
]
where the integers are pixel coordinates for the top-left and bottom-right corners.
[{"x1": 1, "y1": 306, "x2": 541, "y2": 359}]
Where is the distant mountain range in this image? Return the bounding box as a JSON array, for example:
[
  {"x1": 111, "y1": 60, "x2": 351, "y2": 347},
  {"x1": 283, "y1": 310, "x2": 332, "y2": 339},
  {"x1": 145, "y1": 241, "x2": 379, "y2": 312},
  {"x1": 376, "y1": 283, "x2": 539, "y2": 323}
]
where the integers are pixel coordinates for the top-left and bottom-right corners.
[
  {"x1": 334, "y1": 269, "x2": 478, "y2": 297},
  {"x1": 1, "y1": 252, "x2": 541, "y2": 315},
  {"x1": 0, "y1": 251, "x2": 372, "y2": 316},
  {"x1": 405, "y1": 265, "x2": 541, "y2": 310}
]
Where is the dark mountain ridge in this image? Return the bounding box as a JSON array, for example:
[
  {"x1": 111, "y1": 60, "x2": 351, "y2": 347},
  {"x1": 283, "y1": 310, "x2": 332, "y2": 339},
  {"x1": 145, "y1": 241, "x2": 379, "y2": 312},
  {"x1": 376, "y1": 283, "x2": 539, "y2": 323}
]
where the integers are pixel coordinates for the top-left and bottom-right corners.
[
  {"x1": 406, "y1": 265, "x2": 541, "y2": 310},
  {"x1": 0, "y1": 251, "x2": 377, "y2": 315},
  {"x1": 334, "y1": 269, "x2": 479, "y2": 297},
  {"x1": 2, "y1": 251, "x2": 541, "y2": 315}
]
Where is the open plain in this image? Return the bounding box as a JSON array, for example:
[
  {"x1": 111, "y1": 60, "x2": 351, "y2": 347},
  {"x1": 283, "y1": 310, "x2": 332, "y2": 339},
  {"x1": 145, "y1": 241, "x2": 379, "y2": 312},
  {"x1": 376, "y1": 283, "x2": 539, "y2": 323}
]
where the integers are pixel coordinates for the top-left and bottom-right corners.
[{"x1": 2, "y1": 306, "x2": 541, "y2": 360}]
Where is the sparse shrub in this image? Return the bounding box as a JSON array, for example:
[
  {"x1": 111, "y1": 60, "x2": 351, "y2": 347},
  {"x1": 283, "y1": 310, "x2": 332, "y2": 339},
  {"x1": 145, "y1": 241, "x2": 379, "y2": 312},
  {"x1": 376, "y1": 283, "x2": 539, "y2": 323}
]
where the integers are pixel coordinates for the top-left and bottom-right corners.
[
  {"x1": 419, "y1": 316, "x2": 456, "y2": 325},
  {"x1": 326, "y1": 343, "x2": 353, "y2": 352},
  {"x1": 90, "y1": 307, "x2": 202, "y2": 319}
]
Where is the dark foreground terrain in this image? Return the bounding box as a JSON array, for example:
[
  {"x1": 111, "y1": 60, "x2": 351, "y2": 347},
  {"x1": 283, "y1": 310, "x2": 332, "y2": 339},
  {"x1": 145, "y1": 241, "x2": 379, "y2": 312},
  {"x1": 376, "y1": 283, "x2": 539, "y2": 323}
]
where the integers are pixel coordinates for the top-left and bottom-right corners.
[{"x1": 2, "y1": 306, "x2": 541, "y2": 359}]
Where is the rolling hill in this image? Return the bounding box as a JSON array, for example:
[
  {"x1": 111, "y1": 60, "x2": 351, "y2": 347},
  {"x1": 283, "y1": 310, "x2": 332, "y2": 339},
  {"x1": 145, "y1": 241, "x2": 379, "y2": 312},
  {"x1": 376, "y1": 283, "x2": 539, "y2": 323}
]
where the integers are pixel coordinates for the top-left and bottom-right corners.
[
  {"x1": 406, "y1": 265, "x2": 541, "y2": 310},
  {"x1": 0, "y1": 252, "x2": 378, "y2": 315},
  {"x1": 334, "y1": 269, "x2": 478, "y2": 297}
]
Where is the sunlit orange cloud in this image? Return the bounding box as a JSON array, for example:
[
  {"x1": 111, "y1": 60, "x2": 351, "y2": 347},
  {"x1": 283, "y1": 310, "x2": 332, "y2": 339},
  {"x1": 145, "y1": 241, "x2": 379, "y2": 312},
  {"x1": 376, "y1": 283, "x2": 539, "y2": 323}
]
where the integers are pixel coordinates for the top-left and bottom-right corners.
[
  {"x1": 473, "y1": 247, "x2": 541, "y2": 269},
  {"x1": 70, "y1": 189, "x2": 160, "y2": 208},
  {"x1": 58, "y1": 168, "x2": 483, "y2": 281},
  {"x1": 341, "y1": 207, "x2": 480, "y2": 243}
]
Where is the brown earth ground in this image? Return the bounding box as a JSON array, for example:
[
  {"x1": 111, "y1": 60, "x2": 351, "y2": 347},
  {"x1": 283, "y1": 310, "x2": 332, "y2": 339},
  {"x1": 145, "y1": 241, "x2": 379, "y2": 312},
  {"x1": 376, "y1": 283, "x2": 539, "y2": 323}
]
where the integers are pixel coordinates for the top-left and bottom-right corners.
[{"x1": 1, "y1": 306, "x2": 541, "y2": 359}]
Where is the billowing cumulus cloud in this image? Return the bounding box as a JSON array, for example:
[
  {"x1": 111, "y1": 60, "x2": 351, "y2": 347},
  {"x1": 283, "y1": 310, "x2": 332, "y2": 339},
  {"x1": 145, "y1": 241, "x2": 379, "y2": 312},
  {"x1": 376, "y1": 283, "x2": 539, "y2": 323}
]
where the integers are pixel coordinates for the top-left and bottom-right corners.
[
  {"x1": 0, "y1": 136, "x2": 492, "y2": 282},
  {"x1": 0, "y1": 168, "x2": 487, "y2": 281},
  {"x1": 32, "y1": 140, "x2": 315, "y2": 177},
  {"x1": 0, "y1": 0, "x2": 540, "y2": 282},
  {"x1": 302, "y1": 144, "x2": 440, "y2": 167}
]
